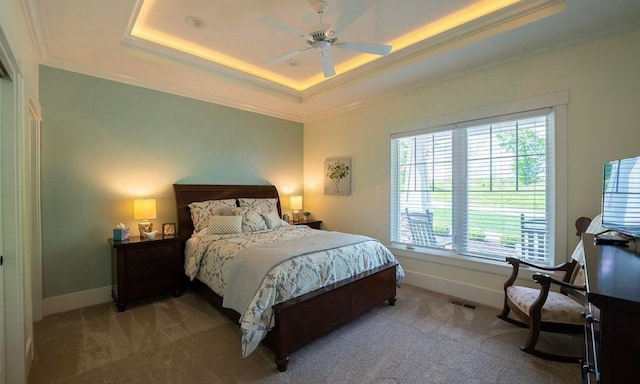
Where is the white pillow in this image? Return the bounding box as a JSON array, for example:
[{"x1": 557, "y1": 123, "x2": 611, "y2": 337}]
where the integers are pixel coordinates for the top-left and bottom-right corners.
[
  {"x1": 585, "y1": 214, "x2": 604, "y2": 234},
  {"x1": 238, "y1": 198, "x2": 278, "y2": 214},
  {"x1": 232, "y1": 207, "x2": 268, "y2": 232},
  {"x1": 261, "y1": 211, "x2": 283, "y2": 229},
  {"x1": 208, "y1": 215, "x2": 242, "y2": 234},
  {"x1": 188, "y1": 199, "x2": 237, "y2": 233}
]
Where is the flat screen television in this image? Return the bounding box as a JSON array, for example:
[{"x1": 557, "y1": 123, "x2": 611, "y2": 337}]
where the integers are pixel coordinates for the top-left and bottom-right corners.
[{"x1": 601, "y1": 155, "x2": 640, "y2": 238}]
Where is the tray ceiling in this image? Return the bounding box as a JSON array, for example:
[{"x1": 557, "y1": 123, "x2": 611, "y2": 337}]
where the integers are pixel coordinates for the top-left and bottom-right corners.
[{"x1": 23, "y1": 0, "x2": 640, "y2": 122}]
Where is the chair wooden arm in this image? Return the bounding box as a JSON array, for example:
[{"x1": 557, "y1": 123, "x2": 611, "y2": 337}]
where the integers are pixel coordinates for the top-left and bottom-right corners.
[
  {"x1": 510, "y1": 257, "x2": 574, "y2": 273},
  {"x1": 532, "y1": 273, "x2": 586, "y2": 292},
  {"x1": 503, "y1": 257, "x2": 575, "y2": 290}
]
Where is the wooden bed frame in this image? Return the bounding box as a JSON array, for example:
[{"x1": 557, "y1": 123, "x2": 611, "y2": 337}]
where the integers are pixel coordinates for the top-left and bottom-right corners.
[{"x1": 173, "y1": 184, "x2": 398, "y2": 372}]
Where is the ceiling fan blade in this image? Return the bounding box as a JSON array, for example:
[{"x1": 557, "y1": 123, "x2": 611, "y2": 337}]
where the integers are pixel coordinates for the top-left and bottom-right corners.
[
  {"x1": 331, "y1": 0, "x2": 368, "y2": 34},
  {"x1": 258, "y1": 16, "x2": 313, "y2": 42},
  {"x1": 334, "y1": 41, "x2": 392, "y2": 56},
  {"x1": 264, "y1": 46, "x2": 313, "y2": 66},
  {"x1": 321, "y1": 50, "x2": 336, "y2": 78}
]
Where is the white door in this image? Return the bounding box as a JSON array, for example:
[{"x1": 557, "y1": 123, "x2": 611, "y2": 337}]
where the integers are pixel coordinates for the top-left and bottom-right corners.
[
  {"x1": 0, "y1": 59, "x2": 7, "y2": 384},
  {"x1": 0, "y1": 26, "x2": 27, "y2": 384}
]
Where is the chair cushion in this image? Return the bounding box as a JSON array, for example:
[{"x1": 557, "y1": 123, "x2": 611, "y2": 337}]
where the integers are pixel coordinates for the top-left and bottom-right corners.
[{"x1": 507, "y1": 286, "x2": 584, "y2": 325}]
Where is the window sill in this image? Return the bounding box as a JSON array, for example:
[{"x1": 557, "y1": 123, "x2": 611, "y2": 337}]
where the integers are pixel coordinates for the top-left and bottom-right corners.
[{"x1": 390, "y1": 244, "x2": 517, "y2": 277}]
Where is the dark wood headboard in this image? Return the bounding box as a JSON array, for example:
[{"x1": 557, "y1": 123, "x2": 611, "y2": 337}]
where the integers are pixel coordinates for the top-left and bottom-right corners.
[{"x1": 173, "y1": 184, "x2": 282, "y2": 250}]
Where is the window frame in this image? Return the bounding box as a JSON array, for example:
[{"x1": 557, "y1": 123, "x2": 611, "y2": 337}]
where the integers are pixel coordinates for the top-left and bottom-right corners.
[{"x1": 389, "y1": 92, "x2": 569, "y2": 268}]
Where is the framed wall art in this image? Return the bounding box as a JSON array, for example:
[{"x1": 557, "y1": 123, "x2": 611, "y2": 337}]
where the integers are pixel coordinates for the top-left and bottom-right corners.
[{"x1": 324, "y1": 157, "x2": 351, "y2": 195}]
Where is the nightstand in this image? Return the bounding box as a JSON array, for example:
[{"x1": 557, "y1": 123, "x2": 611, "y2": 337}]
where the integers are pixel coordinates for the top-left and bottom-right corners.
[
  {"x1": 290, "y1": 219, "x2": 322, "y2": 230},
  {"x1": 108, "y1": 235, "x2": 182, "y2": 312}
]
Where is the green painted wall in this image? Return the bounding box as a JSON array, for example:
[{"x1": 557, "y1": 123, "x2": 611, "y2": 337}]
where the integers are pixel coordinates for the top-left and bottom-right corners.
[{"x1": 39, "y1": 66, "x2": 303, "y2": 298}]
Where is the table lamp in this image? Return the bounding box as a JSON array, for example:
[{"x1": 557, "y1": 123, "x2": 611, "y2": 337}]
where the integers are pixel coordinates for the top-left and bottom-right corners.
[
  {"x1": 134, "y1": 198, "x2": 157, "y2": 238},
  {"x1": 290, "y1": 195, "x2": 302, "y2": 222}
]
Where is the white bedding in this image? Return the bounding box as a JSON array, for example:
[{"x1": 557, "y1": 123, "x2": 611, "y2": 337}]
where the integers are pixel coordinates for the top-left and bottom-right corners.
[{"x1": 184, "y1": 224, "x2": 405, "y2": 357}]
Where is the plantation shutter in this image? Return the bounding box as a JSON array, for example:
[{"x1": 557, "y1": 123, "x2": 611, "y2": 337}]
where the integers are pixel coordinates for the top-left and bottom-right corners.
[{"x1": 391, "y1": 108, "x2": 555, "y2": 264}]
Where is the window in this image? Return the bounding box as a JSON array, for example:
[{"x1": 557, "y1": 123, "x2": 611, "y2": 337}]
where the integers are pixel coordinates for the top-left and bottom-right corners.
[{"x1": 391, "y1": 108, "x2": 555, "y2": 264}]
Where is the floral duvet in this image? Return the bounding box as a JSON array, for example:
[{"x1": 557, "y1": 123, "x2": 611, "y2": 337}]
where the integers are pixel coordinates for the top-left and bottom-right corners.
[{"x1": 184, "y1": 224, "x2": 404, "y2": 357}]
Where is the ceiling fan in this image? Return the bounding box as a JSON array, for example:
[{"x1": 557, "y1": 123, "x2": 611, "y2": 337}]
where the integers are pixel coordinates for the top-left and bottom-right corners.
[{"x1": 259, "y1": 0, "x2": 392, "y2": 78}]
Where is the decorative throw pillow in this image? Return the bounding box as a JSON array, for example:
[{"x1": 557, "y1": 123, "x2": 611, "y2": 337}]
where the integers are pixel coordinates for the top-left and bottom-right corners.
[
  {"x1": 261, "y1": 211, "x2": 283, "y2": 229},
  {"x1": 188, "y1": 199, "x2": 237, "y2": 232},
  {"x1": 232, "y1": 207, "x2": 268, "y2": 232},
  {"x1": 208, "y1": 215, "x2": 242, "y2": 234},
  {"x1": 238, "y1": 198, "x2": 278, "y2": 214}
]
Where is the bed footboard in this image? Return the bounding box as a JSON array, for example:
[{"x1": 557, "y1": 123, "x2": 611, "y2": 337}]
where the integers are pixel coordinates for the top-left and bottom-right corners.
[{"x1": 264, "y1": 262, "x2": 398, "y2": 371}]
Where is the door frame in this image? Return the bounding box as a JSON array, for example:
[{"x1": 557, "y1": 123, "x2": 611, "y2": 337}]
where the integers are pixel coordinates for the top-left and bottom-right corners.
[{"x1": 0, "y1": 22, "x2": 28, "y2": 384}]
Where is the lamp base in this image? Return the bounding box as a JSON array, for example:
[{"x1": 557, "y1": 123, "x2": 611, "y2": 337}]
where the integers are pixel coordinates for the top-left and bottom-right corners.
[
  {"x1": 138, "y1": 221, "x2": 153, "y2": 239},
  {"x1": 292, "y1": 211, "x2": 301, "y2": 222}
]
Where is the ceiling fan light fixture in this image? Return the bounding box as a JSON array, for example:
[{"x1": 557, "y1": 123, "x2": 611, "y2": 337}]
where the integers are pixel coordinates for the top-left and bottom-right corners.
[
  {"x1": 261, "y1": 0, "x2": 390, "y2": 81},
  {"x1": 312, "y1": 40, "x2": 332, "y2": 50}
]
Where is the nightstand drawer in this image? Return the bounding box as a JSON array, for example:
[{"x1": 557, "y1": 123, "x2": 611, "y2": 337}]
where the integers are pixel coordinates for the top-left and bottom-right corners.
[
  {"x1": 124, "y1": 244, "x2": 175, "y2": 266},
  {"x1": 126, "y1": 258, "x2": 173, "y2": 281},
  {"x1": 127, "y1": 275, "x2": 174, "y2": 300}
]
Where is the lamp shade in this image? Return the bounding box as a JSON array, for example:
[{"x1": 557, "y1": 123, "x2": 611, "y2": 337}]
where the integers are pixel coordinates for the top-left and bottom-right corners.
[
  {"x1": 133, "y1": 199, "x2": 157, "y2": 220},
  {"x1": 290, "y1": 195, "x2": 303, "y2": 211}
]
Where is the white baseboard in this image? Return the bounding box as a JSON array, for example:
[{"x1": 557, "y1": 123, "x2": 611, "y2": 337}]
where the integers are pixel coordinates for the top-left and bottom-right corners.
[
  {"x1": 40, "y1": 273, "x2": 503, "y2": 316},
  {"x1": 403, "y1": 269, "x2": 504, "y2": 309},
  {"x1": 42, "y1": 286, "x2": 112, "y2": 317},
  {"x1": 25, "y1": 335, "x2": 33, "y2": 378}
]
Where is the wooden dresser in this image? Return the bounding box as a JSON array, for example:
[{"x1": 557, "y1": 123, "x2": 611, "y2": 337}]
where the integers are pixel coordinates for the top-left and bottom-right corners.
[{"x1": 582, "y1": 234, "x2": 640, "y2": 383}]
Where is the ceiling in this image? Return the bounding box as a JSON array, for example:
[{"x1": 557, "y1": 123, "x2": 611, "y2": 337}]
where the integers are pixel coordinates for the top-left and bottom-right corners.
[{"x1": 24, "y1": 0, "x2": 640, "y2": 122}]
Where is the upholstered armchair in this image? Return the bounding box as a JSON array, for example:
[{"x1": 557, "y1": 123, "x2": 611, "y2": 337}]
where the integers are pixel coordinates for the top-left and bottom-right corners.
[{"x1": 497, "y1": 216, "x2": 592, "y2": 362}]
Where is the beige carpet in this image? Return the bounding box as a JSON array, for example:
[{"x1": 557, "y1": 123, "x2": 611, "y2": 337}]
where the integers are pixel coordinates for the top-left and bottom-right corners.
[{"x1": 29, "y1": 285, "x2": 581, "y2": 384}]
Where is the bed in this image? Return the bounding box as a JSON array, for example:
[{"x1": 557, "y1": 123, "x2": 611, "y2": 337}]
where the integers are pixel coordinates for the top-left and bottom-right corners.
[{"x1": 174, "y1": 184, "x2": 404, "y2": 371}]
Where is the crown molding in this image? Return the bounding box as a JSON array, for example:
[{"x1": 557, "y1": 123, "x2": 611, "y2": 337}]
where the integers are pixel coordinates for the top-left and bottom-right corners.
[
  {"x1": 21, "y1": 0, "x2": 49, "y2": 62},
  {"x1": 40, "y1": 57, "x2": 307, "y2": 122}
]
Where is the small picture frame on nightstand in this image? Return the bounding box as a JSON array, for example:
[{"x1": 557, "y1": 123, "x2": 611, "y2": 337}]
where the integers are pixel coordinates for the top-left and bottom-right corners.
[{"x1": 162, "y1": 223, "x2": 176, "y2": 238}]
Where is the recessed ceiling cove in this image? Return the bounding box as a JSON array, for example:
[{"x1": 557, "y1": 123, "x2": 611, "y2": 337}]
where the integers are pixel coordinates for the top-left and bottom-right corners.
[{"x1": 122, "y1": 0, "x2": 560, "y2": 94}]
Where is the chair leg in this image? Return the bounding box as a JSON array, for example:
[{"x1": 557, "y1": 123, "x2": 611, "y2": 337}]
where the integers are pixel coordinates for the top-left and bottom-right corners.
[
  {"x1": 497, "y1": 297, "x2": 511, "y2": 320},
  {"x1": 497, "y1": 300, "x2": 528, "y2": 328},
  {"x1": 520, "y1": 317, "x2": 582, "y2": 364},
  {"x1": 520, "y1": 317, "x2": 542, "y2": 355}
]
